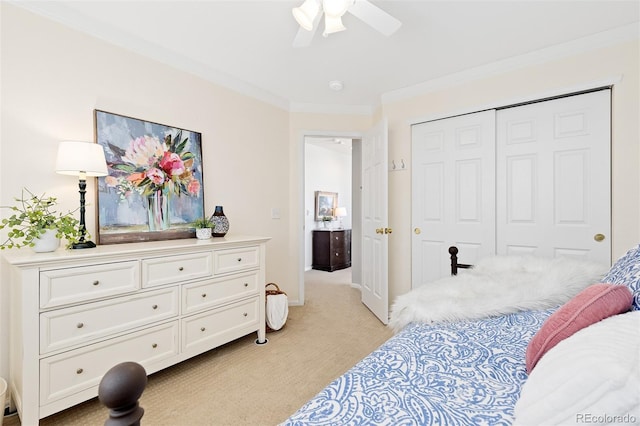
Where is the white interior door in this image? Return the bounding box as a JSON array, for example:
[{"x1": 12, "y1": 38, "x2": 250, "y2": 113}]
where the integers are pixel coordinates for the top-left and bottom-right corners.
[
  {"x1": 411, "y1": 110, "x2": 496, "y2": 288},
  {"x1": 361, "y1": 119, "x2": 389, "y2": 324},
  {"x1": 496, "y1": 90, "x2": 611, "y2": 262}
]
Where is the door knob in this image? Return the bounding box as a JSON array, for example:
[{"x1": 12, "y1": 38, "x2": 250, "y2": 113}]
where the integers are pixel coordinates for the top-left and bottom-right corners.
[
  {"x1": 375, "y1": 228, "x2": 384, "y2": 234},
  {"x1": 594, "y1": 233, "x2": 605, "y2": 242},
  {"x1": 414, "y1": 228, "x2": 421, "y2": 235},
  {"x1": 384, "y1": 228, "x2": 393, "y2": 234}
]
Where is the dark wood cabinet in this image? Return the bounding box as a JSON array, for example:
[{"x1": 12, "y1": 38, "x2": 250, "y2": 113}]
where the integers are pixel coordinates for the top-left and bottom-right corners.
[{"x1": 312, "y1": 229, "x2": 351, "y2": 272}]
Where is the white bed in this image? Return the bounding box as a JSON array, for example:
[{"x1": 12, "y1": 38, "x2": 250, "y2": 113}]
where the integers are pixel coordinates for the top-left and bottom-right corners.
[{"x1": 283, "y1": 245, "x2": 640, "y2": 425}]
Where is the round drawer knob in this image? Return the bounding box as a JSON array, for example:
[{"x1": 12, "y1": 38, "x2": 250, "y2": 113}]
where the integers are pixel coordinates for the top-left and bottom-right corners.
[
  {"x1": 244, "y1": 283, "x2": 248, "y2": 287},
  {"x1": 152, "y1": 304, "x2": 158, "y2": 310},
  {"x1": 201, "y1": 293, "x2": 207, "y2": 298},
  {"x1": 178, "y1": 266, "x2": 184, "y2": 271},
  {"x1": 200, "y1": 327, "x2": 206, "y2": 332},
  {"x1": 237, "y1": 258, "x2": 242, "y2": 262},
  {"x1": 92, "y1": 280, "x2": 100, "y2": 286},
  {"x1": 335, "y1": 253, "x2": 339, "y2": 256},
  {"x1": 152, "y1": 343, "x2": 158, "y2": 349},
  {"x1": 76, "y1": 368, "x2": 84, "y2": 375},
  {"x1": 76, "y1": 322, "x2": 84, "y2": 329},
  {"x1": 243, "y1": 313, "x2": 248, "y2": 317}
]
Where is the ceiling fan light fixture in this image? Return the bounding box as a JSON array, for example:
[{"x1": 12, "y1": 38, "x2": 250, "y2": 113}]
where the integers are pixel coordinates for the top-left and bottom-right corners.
[
  {"x1": 323, "y1": 15, "x2": 346, "y2": 37},
  {"x1": 292, "y1": 0, "x2": 320, "y2": 31},
  {"x1": 322, "y1": 0, "x2": 351, "y2": 17}
]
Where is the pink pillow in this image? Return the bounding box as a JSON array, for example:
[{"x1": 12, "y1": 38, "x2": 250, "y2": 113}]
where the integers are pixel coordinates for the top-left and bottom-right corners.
[{"x1": 526, "y1": 284, "x2": 632, "y2": 373}]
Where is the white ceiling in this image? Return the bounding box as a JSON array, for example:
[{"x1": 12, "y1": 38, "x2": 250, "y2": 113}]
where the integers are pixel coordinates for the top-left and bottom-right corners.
[{"x1": 11, "y1": 1, "x2": 640, "y2": 113}]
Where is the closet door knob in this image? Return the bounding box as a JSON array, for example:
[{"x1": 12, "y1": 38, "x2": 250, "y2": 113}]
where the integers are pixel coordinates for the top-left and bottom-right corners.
[{"x1": 594, "y1": 233, "x2": 605, "y2": 242}]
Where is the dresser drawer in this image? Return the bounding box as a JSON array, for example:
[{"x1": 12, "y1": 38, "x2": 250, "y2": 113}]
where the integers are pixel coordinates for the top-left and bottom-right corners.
[
  {"x1": 40, "y1": 261, "x2": 140, "y2": 309},
  {"x1": 40, "y1": 322, "x2": 178, "y2": 405},
  {"x1": 183, "y1": 272, "x2": 259, "y2": 315},
  {"x1": 40, "y1": 287, "x2": 179, "y2": 354},
  {"x1": 182, "y1": 297, "x2": 259, "y2": 353},
  {"x1": 142, "y1": 251, "x2": 213, "y2": 288},
  {"x1": 213, "y1": 246, "x2": 260, "y2": 275}
]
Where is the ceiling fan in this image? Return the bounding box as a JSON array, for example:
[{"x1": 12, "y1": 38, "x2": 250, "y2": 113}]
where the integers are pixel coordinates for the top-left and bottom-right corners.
[{"x1": 292, "y1": 0, "x2": 402, "y2": 47}]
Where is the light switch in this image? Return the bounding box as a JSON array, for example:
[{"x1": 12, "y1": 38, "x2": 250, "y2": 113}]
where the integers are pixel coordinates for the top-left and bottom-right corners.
[{"x1": 271, "y1": 208, "x2": 281, "y2": 219}]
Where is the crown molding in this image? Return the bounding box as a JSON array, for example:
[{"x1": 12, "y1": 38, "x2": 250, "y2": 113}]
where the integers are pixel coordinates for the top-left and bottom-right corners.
[
  {"x1": 8, "y1": 1, "x2": 291, "y2": 111},
  {"x1": 381, "y1": 22, "x2": 640, "y2": 105},
  {"x1": 288, "y1": 102, "x2": 374, "y2": 115}
]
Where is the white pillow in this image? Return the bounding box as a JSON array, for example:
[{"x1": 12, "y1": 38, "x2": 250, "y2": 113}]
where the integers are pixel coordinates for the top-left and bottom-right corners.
[{"x1": 514, "y1": 311, "x2": 640, "y2": 425}]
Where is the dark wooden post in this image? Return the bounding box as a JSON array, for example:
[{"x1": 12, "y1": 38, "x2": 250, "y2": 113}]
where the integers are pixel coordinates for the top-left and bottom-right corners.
[
  {"x1": 449, "y1": 246, "x2": 472, "y2": 276},
  {"x1": 449, "y1": 246, "x2": 459, "y2": 275},
  {"x1": 98, "y1": 362, "x2": 147, "y2": 426}
]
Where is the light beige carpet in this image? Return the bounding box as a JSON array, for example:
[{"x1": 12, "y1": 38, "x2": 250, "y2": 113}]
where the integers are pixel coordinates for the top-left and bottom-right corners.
[{"x1": 5, "y1": 268, "x2": 392, "y2": 426}]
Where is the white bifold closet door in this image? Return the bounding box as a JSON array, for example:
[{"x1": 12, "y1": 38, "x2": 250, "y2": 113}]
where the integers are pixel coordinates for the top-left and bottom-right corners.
[
  {"x1": 411, "y1": 90, "x2": 611, "y2": 289},
  {"x1": 496, "y1": 90, "x2": 611, "y2": 260},
  {"x1": 411, "y1": 110, "x2": 497, "y2": 288}
]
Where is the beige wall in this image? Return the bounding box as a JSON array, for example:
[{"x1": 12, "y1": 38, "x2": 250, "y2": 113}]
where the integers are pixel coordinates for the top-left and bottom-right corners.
[{"x1": 382, "y1": 40, "x2": 640, "y2": 303}]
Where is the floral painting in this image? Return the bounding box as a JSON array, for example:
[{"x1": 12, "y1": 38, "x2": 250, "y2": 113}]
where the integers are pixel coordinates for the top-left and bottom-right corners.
[{"x1": 94, "y1": 110, "x2": 204, "y2": 244}]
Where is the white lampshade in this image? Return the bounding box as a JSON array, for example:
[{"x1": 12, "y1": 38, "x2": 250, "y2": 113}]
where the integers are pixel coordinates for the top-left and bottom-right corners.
[
  {"x1": 323, "y1": 14, "x2": 346, "y2": 37},
  {"x1": 334, "y1": 207, "x2": 347, "y2": 217},
  {"x1": 292, "y1": 0, "x2": 320, "y2": 31},
  {"x1": 56, "y1": 141, "x2": 108, "y2": 177},
  {"x1": 322, "y1": 0, "x2": 350, "y2": 17}
]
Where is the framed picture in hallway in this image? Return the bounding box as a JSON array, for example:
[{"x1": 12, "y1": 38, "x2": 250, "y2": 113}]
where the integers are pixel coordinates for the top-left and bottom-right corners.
[{"x1": 314, "y1": 191, "x2": 337, "y2": 221}]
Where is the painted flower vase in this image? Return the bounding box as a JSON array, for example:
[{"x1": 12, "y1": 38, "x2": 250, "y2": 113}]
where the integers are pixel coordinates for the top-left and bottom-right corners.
[
  {"x1": 148, "y1": 189, "x2": 170, "y2": 232},
  {"x1": 210, "y1": 205, "x2": 229, "y2": 237}
]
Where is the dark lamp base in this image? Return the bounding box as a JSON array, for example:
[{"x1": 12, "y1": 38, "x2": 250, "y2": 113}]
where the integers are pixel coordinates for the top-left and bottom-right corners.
[{"x1": 72, "y1": 240, "x2": 97, "y2": 249}]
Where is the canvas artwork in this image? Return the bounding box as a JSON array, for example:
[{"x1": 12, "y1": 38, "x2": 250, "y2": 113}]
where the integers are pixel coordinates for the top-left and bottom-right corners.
[{"x1": 94, "y1": 110, "x2": 205, "y2": 244}]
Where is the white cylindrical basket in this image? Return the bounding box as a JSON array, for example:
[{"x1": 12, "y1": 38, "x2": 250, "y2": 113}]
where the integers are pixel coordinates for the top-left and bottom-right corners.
[{"x1": 0, "y1": 377, "x2": 7, "y2": 426}]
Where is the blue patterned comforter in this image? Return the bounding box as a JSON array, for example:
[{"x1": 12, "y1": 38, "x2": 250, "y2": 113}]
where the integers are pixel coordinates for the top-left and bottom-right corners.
[{"x1": 283, "y1": 309, "x2": 553, "y2": 426}]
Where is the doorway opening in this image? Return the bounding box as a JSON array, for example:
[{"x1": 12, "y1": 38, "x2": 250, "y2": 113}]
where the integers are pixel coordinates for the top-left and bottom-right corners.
[{"x1": 301, "y1": 135, "x2": 363, "y2": 304}]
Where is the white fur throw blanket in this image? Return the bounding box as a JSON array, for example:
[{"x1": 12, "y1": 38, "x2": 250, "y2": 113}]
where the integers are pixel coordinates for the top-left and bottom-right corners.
[{"x1": 389, "y1": 255, "x2": 609, "y2": 332}]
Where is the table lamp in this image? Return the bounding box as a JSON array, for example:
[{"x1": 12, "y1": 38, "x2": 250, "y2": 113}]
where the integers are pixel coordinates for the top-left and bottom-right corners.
[
  {"x1": 334, "y1": 206, "x2": 347, "y2": 229},
  {"x1": 55, "y1": 141, "x2": 108, "y2": 249}
]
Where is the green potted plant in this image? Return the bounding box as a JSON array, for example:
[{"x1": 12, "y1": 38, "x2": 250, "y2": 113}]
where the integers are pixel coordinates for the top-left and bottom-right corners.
[
  {"x1": 193, "y1": 216, "x2": 213, "y2": 240},
  {"x1": 0, "y1": 188, "x2": 83, "y2": 252}
]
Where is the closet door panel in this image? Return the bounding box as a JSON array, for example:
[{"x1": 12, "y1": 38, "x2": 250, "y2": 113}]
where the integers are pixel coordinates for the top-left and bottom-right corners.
[
  {"x1": 507, "y1": 155, "x2": 536, "y2": 223},
  {"x1": 411, "y1": 110, "x2": 496, "y2": 288},
  {"x1": 496, "y1": 90, "x2": 611, "y2": 262}
]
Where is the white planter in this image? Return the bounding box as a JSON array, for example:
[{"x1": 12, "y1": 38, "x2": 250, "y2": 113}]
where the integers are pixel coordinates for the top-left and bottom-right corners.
[
  {"x1": 195, "y1": 228, "x2": 212, "y2": 240},
  {"x1": 32, "y1": 229, "x2": 61, "y2": 253}
]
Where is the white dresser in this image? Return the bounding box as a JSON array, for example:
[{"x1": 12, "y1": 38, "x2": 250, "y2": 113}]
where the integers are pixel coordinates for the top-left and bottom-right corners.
[{"x1": 2, "y1": 235, "x2": 270, "y2": 425}]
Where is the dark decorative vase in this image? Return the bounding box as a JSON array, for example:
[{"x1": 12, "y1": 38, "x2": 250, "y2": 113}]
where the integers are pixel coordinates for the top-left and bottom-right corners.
[{"x1": 210, "y1": 205, "x2": 229, "y2": 237}]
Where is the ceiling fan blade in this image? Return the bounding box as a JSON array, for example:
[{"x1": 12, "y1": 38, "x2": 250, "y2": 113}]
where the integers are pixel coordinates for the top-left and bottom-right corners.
[
  {"x1": 292, "y1": 11, "x2": 322, "y2": 48},
  {"x1": 348, "y1": 0, "x2": 402, "y2": 36}
]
